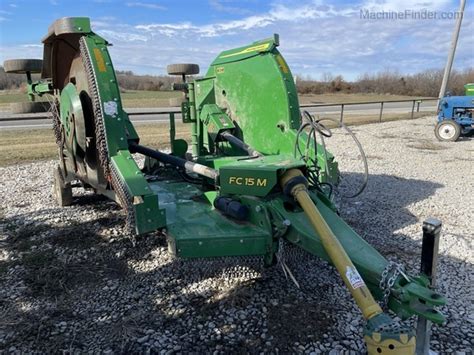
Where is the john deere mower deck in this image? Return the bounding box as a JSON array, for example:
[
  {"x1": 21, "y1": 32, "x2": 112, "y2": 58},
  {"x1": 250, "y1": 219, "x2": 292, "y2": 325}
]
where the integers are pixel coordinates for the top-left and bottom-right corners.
[{"x1": 5, "y1": 17, "x2": 446, "y2": 354}]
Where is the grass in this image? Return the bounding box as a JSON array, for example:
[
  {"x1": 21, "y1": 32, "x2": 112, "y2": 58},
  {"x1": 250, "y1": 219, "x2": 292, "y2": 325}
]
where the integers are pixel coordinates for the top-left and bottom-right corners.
[
  {"x1": 0, "y1": 89, "x2": 431, "y2": 110},
  {"x1": 121, "y1": 90, "x2": 181, "y2": 108},
  {"x1": 0, "y1": 90, "x2": 182, "y2": 110},
  {"x1": 0, "y1": 122, "x2": 190, "y2": 167}
]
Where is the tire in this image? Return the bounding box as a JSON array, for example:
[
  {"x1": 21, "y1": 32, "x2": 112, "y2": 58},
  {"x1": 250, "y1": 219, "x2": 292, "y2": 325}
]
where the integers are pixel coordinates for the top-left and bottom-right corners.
[
  {"x1": 435, "y1": 120, "x2": 461, "y2": 142},
  {"x1": 3, "y1": 59, "x2": 43, "y2": 74},
  {"x1": 53, "y1": 166, "x2": 73, "y2": 207},
  {"x1": 167, "y1": 63, "x2": 199, "y2": 76},
  {"x1": 169, "y1": 97, "x2": 185, "y2": 107},
  {"x1": 10, "y1": 101, "x2": 50, "y2": 114}
]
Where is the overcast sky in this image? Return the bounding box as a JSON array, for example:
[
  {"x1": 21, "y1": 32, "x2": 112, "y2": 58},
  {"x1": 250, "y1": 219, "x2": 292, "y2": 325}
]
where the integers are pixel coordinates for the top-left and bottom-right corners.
[{"x1": 0, "y1": 0, "x2": 472, "y2": 80}]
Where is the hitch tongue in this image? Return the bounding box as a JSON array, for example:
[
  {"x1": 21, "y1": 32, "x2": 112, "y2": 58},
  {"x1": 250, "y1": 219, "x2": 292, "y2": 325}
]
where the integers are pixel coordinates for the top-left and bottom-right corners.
[{"x1": 280, "y1": 169, "x2": 416, "y2": 354}]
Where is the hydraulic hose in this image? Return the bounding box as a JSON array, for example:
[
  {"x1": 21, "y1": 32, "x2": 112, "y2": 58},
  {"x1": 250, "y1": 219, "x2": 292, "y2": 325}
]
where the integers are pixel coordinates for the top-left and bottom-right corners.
[
  {"x1": 220, "y1": 131, "x2": 263, "y2": 157},
  {"x1": 129, "y1": 143, "x2": 218, "y2": 181}
]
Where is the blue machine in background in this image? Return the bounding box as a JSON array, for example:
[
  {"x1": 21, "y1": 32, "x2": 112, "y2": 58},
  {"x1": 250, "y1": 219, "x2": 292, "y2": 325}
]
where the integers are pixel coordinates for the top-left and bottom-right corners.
[{"x1": 435, "y1": 83, "x2": 474, "y2": 141}]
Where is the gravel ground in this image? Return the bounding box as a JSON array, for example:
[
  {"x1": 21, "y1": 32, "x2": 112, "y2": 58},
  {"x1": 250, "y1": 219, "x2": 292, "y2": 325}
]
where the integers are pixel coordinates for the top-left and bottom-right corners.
[{"x1": 0, "y1": 116, "x2": 473, "y2": 354}]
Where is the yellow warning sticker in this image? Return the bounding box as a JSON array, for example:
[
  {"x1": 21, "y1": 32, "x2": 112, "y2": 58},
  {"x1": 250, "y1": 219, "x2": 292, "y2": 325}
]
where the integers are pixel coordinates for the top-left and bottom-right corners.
[
  {"x1": 216, "y1": 67, "x2": 225, "y2": 74},
  {"x1": 275, "y1": 54, "x2": 289, "y2": 74},
  {"x1": 93, "y1": 48, "x2": 107, "y2": 72},
  {"x1": 220, "y1": 42, "x2": 271, "y2": 58}
]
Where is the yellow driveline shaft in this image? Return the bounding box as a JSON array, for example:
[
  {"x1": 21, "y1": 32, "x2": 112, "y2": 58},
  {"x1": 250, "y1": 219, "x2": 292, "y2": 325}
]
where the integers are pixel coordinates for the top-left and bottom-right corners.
[{"x1": 280, "y1": 169, "x2": 382, "y2": 320}]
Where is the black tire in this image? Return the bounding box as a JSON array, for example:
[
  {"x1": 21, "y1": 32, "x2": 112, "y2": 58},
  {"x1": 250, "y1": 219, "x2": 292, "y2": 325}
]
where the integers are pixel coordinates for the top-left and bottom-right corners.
[
  {"x1": 10, "y1": 101, "x2": 50, "y2": 114},
  {"x1": 53, "y1": 166, "x2": 73, "y2": 207},
  {"x1": 169, "y1": 97, "x2": 185, "y2": 107},
  {"x1": 435, "y1": 120, "x2": 461, "y2": 142},
  {"x1": 3, "y1": 59, "x2": 43, "y2": 74},
  {"x1": 167, "y1": 63, "x2": 199, "y2": 76}
]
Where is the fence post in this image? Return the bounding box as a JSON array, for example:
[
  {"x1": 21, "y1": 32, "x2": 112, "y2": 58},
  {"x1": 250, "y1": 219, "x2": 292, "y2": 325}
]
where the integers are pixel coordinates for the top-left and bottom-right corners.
[
  {"x1": 416, "y1": 100, "x2": 421, "y2": 112},
  {"x1": 379, "y1": 102, "x2": 384, "y2": 123},
  {"x1": 340, "y1": 104, "x2": 344, "y2": 123},
  {"x1": 411, "y1": 100, "x2": 416, "y2": 119}
]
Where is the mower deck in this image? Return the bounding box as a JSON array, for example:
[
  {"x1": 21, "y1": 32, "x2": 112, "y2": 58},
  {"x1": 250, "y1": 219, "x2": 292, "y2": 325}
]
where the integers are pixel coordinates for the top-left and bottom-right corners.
[{"x1": 149, "y1": 181, "x2": 271, "y2": 258}]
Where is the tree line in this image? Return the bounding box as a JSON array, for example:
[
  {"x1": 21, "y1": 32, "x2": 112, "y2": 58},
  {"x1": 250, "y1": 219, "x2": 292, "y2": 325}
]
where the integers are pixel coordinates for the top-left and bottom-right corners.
[
  {"x1": 1, "y1": 66, "x2": 472, "y2": 97},
  {"x1": 296, "y1": 68, "x2": 474, "y2": 96}
]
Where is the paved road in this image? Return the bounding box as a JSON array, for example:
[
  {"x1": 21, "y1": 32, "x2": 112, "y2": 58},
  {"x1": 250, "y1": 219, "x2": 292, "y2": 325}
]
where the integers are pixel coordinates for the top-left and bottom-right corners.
[{"x1": 0, "y1": 102, "x2": 437, "y2": 130}]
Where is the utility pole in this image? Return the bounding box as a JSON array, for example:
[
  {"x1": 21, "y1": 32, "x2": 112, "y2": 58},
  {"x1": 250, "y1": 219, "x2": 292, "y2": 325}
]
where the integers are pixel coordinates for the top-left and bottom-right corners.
[{"x1": 438, "y1": 0, "x2": 466, "y2": 102}]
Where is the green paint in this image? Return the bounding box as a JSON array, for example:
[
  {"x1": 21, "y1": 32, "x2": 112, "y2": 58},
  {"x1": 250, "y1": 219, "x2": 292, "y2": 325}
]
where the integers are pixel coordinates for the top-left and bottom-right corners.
[{"x1": 465, "y1": 83, "x2": 474, "y2": 96}]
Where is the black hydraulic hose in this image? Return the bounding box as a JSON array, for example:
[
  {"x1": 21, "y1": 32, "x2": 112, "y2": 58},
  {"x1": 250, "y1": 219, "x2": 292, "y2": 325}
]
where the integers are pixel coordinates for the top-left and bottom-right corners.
[
  {"x1": 220, "y1": 131, "x2": 263, "y2": 157},
  {"x1": 295, "y1": 111, "x2": 369, "y2": 199},
  {"x1": 315, "y1": 117, "x2": 369, "y2": 198},
  {"x1": 129, "y1": 143, "x2": 218, "y2": 181}
]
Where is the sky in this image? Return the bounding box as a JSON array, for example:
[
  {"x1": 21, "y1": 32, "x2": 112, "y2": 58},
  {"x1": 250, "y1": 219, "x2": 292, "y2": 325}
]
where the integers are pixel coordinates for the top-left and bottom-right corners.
[{"x1": 0, "y1": 0, "x2": 472, "y2": 81}]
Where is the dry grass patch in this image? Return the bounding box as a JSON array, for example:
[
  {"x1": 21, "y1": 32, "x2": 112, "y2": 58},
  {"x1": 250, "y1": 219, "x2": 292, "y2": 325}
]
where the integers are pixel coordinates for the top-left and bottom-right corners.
[{"x1": 0, "y1": 122, "x2": 191, "y2": 167}]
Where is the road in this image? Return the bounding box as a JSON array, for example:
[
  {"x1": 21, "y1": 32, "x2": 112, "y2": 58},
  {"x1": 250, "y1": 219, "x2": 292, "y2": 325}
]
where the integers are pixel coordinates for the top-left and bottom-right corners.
[{"x1": 0, "y1": 102, "x2": 437, "y2": 130}]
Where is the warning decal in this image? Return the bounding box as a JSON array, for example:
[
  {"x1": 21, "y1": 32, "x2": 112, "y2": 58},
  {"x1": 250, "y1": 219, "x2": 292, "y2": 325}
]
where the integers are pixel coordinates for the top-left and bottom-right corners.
[{"x1": 345, "y1": 266, "x2": 366, "y2": 289}]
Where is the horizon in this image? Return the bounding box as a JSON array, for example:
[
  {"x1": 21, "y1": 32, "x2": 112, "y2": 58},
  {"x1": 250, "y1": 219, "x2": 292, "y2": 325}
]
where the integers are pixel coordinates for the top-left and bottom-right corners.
[{"x1": 0, "y1": 0, "x2": 473, "y2": 81}]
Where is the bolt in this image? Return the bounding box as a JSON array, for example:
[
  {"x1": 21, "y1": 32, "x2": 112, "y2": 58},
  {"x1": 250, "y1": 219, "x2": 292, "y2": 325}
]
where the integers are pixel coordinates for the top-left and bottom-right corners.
[
  {"x1": 240, "y1": 239, "x2": 244, "y2": 243},
  {"x1": 283, "y1": 219, "x2": 291, "y2": 227},
  {"x1": 147, "y1": 208, "x2": 151, "y2": 212},
  {"x1": 255, "y1": 206, "x2": 262, "y2": 212},
  {"x1": 147, "y1": 219, "x2": 152, "y2": 223},
  {"x1": 198, "y1": 241, "x2": 203, "y2": 246}
]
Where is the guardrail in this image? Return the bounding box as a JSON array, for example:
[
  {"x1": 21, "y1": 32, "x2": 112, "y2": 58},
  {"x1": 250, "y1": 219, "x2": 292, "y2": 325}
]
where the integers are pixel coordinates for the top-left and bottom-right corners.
[
  {"x1": 0, "y1": 98, "x2": 438, "y2": 123},
  {"x1": 301, "y1": 97, "x2": 438, "y2": 123}
]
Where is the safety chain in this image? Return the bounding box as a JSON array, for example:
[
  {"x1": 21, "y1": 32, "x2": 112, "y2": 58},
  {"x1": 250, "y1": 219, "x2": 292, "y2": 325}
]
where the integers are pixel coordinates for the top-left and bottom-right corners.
[{"x1": 379, "y1": 261, "x2": 410, "y2": 310}]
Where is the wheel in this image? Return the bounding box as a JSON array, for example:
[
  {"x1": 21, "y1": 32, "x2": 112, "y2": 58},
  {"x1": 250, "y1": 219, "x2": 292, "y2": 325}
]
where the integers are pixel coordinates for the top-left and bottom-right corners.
[
  {"x1": 53, "y1": 165, "x2": 73, "y2": 207},
  {"x1": 10, "y1": 101, "x2": 50, "y2": 114},
  {"x1": 168, "y1": 96, "x2": 185, "y2": 107},
  {"x1": 435, "y1": 120, "x2": 461, "y2": 142},
  {"x1": 167, "y1": 63, "x2": 200, "y2": 76},
  {"x1": 3, "y1": 59, "x2": 43, "y2": 74}
]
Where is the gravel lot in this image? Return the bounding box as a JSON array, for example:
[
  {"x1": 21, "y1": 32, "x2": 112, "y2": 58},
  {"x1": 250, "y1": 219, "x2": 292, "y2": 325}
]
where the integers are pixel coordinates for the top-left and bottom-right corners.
[{"x1": 0, "y1": 116, "x2": 473, "y2": 354}]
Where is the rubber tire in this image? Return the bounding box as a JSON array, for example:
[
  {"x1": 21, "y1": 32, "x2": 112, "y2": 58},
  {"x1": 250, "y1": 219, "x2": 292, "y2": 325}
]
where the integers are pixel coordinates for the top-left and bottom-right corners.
[
  {"x1": 435, "y1": 120, "x2": 461, "y2": 142},
  {"x1": 53, "y1": 166, "x2": 73, "y2": 207},
  {"x1": 167, "y1": 63, "x2": 199, "y2": 76},
  {"x1": 10, "y1": 101, "x2": 50, "y2": 114},
  {"x1": 169, "y1": 97, "x2": 185, "y2": 107},
  {"x1": 3, "y1": 59, "x2": 43, "y2": 74}
]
